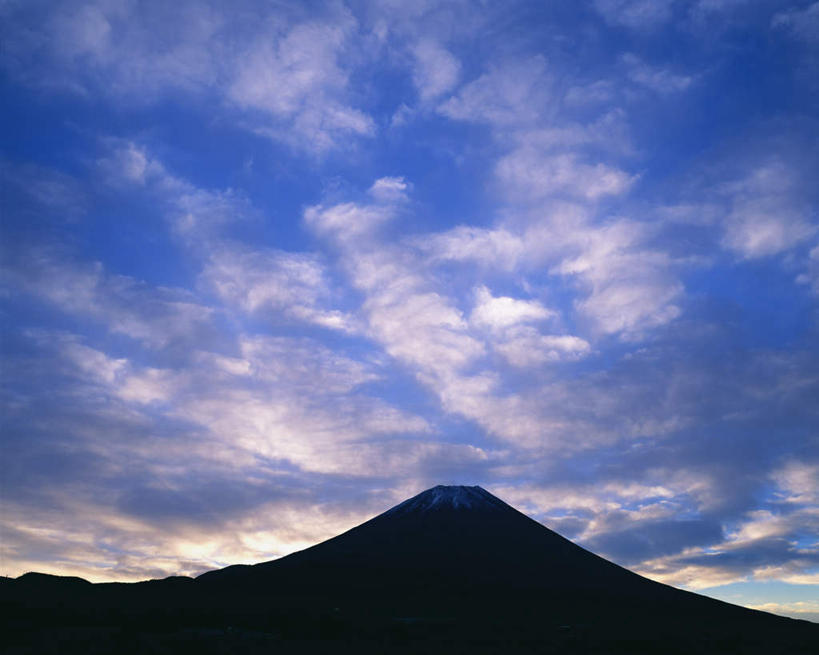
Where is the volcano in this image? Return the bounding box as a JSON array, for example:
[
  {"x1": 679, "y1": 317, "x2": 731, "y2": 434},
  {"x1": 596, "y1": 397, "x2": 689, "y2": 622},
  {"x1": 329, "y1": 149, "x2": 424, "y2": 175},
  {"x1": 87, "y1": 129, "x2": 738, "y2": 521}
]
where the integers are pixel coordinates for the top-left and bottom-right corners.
[
  {"x1": 198, "y1": 484, "x2": 687, "y2": 606},
  {"x1": 4, "y1": 485, "x2": 818, "y2": 654}
]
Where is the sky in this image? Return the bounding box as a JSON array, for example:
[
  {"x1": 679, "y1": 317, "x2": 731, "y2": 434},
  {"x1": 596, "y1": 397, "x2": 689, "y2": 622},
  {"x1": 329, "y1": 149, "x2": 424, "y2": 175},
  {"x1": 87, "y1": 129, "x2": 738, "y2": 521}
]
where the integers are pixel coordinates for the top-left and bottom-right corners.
[{"x1": 1, "y1": 0, "x2": 818, "y2": 623}]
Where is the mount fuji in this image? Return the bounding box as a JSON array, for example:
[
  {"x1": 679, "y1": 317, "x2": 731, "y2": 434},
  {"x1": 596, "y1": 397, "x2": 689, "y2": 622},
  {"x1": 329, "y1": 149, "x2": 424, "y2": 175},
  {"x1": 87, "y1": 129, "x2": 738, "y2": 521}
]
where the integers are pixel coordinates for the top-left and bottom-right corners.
[
  {"x1": 197, "y1": 484, "x2": 676, "y2": 603},
  {"x1": 4, "y1": 485, "x2": 818, "y2": 653}
]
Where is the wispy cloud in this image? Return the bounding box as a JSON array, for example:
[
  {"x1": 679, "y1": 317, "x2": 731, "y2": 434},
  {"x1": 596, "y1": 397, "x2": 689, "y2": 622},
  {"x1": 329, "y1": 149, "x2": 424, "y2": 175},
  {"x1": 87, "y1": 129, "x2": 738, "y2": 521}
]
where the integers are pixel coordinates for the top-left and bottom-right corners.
[
  {"x1": 593, "y1": 0, "x2": 676, "y2": 31},
  {"x1": 0, "y1": 2, "x2": 374, "y2": 154}
]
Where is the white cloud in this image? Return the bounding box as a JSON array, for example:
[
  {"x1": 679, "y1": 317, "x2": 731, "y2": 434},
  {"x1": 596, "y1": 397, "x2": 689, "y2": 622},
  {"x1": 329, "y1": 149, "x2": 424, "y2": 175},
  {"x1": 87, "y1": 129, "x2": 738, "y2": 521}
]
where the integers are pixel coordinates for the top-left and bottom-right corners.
[
  {"x1": 41, "y1": 335, "x2": 184, "y2": 408},
  {"x1": 304, "y1": 202, "x2": 394, "y2": 241},
  {"x1": 516, "y1": 109, "x2": 633, "y2": 155},
  {"x1": 693, "y1": 0, "x2": 752, "y2": 15},
  {"x1": 27, "y1": 1, "x2": 223, "y2": 96},
  {"x1": 496, "y1": 150, "x2": 636, "y2": 201},
  {"x1": 116, "y1": 368, "x2": 180, "y2": 405},
  {"x1": 412, "y1": 39, "x2": 460, "y2": 101},
  {"x1": 368, "y1": 176, "x2": 411, "y2": 203},
  {"x1": 494, "y1": 328, "x2": 591, "y2": 367},
  {"x1": 420, "y1": 225, "x2": 526, "y2": 270},
  {"x1": 365, "y1": 283, "x2": 484, "y2": 379},
  {"x1": 238, "y1": 335, "x2": 378, "y2": 394},
  {"x1": 98, "y1": 141, "x2": 174, "y2": 189},
  {"x1": 1, "y1": 3, "x2": 373, "y2": 154},
  {"x1": 422, "y1": 209, "x2": 681, "y2": 342},
  {"x1": 772, "y1": 2, "x2": 819, "y2": 45},
  {"x1": 574, "y1": 272, "x2": 682, "y2": 338},
  {"x1": 306, "y1": 195, "x2": 511, "y2": 435},
  {"x1": 594, "y1": 0, "x2": 676, "y2": 30},
  {"x1": 470, "y1": 285, "x2": 554, "y2": 330},
  {"x1": 723, "y1": 208, "x2": 814, "y2": 259},
  {"x1": 719, "y1": 160, "x2": 816, "y2": 259},
  {"x1": 746, "y1": 600, "x2": 819, "y2": 622},
  {"x1": 173, "y1": 389, "x2": 431, "y2": 476},
  {"x1": 553, "y1": 220, "x2": 682, "y2": 338},
  {"x1": 622, "y1": 53, "x2": 694, "y2": 94},
  {"x1": 37, "y1": 328, "x2": 433, "y2": 479},
  {"x1": 98, "y1": 140, "x2": 253, "y2": 245},
  {"x1": 52, "y1": 4, "x2": 113, "y2": 60},
  {"x1": 796, "y1": 243, "x2": 819, "y2": 294},
  {"x1": 772, "y1": 461, "x2": 819, "y2": 505},
  {"x1": 228, "y1": 16, "x2": 374, "y2": 152},
  {"x1": 59, "y1": 339, "x2": 128, "y2": 386},
  {"x1": 98, "y1": 143, "x2": 358, "y2": 333},
  {"x1": 563, "y1": 80, "x2": 616, "y2": 107},
  {"x1": 636, "y1": 557, "x2": 748, "y2": 590},
  {"x1": 304, "y1": 184, "x2": 692, "y2": 449},
  {"x1": 205, "y1": 249, "x2": 325, "y2": 313},
  {"x1": 438, "y1": 57, "x2": 548, "y2": 127},
  {"x1": 2, "y1": 248, "x2": 214, "y2": 349},
  {"x1": 0, "y1": 489, "x2": 382, "y2": 582},
  {"x1": 633, "y1": 500, "x2": 819, "y2": 591},
  {"x1": 201, "y1": 246, "x2": 354, "y2": 332}
]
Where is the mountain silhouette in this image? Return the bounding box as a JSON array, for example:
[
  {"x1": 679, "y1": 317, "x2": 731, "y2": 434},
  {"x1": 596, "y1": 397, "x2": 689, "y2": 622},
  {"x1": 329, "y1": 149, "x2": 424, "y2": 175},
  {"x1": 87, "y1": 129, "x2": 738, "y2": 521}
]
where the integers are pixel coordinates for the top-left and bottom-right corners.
[
  {"x1": 3, "y1": 485, "x2": 818, "y2": 654},
  {"x1": 199, "y1": 485, "x2": 687, "y2": 603}
]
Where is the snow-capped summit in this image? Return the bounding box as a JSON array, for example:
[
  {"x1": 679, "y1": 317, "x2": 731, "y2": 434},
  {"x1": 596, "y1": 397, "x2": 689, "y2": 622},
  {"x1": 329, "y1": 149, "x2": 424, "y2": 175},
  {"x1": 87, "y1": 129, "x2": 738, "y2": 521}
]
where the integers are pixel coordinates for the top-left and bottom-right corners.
[{"x1": 383, "y1": 485, "x2": 510, "y2": 516}]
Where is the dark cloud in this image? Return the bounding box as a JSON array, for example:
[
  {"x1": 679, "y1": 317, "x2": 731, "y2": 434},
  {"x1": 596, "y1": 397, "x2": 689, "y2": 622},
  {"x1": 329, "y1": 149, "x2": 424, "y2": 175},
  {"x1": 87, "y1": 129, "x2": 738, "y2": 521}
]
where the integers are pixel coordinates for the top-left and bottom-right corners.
[{"x1": 585, "y1": 518, "x2": 725, "y2": 564}]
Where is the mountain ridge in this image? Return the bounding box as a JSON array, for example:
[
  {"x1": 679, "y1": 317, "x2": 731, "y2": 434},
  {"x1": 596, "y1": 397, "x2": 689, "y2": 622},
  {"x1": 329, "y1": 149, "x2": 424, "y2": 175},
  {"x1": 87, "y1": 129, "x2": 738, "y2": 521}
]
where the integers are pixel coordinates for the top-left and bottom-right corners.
[{"x1": 4, "y1": 484, "x2": 818, "y2": 654}]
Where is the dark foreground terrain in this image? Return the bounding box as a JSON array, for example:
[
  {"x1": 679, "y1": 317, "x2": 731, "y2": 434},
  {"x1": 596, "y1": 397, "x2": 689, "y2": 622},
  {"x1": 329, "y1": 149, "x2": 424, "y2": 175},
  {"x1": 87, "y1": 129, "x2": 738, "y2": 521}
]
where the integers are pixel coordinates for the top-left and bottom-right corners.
[{"x1": 3, "y1": 486, "x2": 817, "y2": 654}]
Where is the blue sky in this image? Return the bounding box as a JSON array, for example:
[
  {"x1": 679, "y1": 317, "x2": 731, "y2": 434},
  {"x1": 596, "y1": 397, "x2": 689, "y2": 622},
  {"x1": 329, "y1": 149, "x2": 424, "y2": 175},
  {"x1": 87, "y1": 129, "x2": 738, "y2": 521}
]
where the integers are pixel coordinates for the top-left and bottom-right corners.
[{"x1": 1, "y1": 0, "x2": 818, "y2": 622}]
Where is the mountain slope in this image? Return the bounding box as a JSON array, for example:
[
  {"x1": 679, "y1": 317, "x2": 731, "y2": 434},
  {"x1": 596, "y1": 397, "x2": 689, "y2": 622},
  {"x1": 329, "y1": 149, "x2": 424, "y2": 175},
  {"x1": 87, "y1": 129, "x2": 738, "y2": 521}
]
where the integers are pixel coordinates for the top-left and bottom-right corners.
[
  {"x1": 4, "y1": 485, "x2": 818, "y2": 654},
  {"x1": 192, "y1": 485, "x2": 786, "y2": 622},
  {"x1": 197, "y1": 484, "x2": 656, "y2": 595}
]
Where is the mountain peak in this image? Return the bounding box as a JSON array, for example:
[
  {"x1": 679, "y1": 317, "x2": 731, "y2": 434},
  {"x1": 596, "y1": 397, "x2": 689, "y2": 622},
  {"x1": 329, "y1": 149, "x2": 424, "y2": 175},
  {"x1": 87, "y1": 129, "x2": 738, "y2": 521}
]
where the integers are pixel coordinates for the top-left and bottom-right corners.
[{"x1": 383, "y1": 484, "x2": 510, "y2": 516}]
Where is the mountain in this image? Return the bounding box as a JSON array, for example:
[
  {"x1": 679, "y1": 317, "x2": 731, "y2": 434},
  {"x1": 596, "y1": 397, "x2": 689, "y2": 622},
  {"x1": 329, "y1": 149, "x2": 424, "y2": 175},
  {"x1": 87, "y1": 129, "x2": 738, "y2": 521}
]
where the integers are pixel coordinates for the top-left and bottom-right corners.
[
  {"x1": 198, "y1": 485, "x2": 680, "y2": 603},
  {"x1": 3, "y1": 485, "x2": 818, "y2": 654}
]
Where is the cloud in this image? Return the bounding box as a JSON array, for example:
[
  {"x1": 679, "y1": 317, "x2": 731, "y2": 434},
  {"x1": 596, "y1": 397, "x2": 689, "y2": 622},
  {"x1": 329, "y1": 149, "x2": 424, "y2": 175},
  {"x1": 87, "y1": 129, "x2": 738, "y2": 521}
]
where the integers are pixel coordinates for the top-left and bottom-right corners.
[
  {"x1": 470, "y1": 285, "x2": 554, "y2": 330},
  {"x1": 747, "y1": 600, "x2": 819, "y2": 623},
  {"x1": 306, "y1": 193, "x2": 512, "y2": 439},
  {"x1": 496, "y1": 150, "x2": 636, "y2": 202},
  {"x1": 796, "y1": 243, "x2": 819, "y2": 294},
  {"x1": 420, "y1": 225, "x2": 527, "y2": 271},
  {"x1": 593, "y1": 0, "x2": 676, "y2": 30},
  {"x1": 0, "y1": 323, "x2": 441, "y2": 580},
  {"x1": 771, "y1": 461, "x2": 819, "y2": 506},
  {"x1": 1, "y1": 246, "x2": 214, "y2": 349},
  {"x1": 551, "y1": 220, "x2": 682, "y2": 338},
  {"x1": 368, "y1": 176, "x2": 411, "y2": 203},
  {"x1": 422, "y1": 212, "x2": 681, "y2": 343},
  {"x1": 304, "y1": 202, "x2": 395, "y2": 241},
  {"x1": 622, "y1": 53, "x2": 695, "y2": 94},
  {"x1": 305, "y1": 181, "x2": 688, "y2": 449},
  {"x1": 438, "y1": 56, "x2": 549, "y2": 127},
  {"x1": 1, "y1": 0, "x2": 223, "y2": 96},
  {"x1": 99, "y1": 141, "x2": 158, "y2": 185},
  {"x1": 201, "y1": 246, "x2": 355, "y2": 332},
  {"x1": 637, "y1": 520, "x2": 819, "y2": 591},
  {"x1": 96, "y1": 141, "x2": 359, "y2": 334},
  {"x1": 718, "y1": 160, "x2": 816, "y2": 259},
  {"x1": 494, "y1": 328, "x2": 591, "y2": 367},
  {"x1": 0, "y1": 161, "x2": 87, "y2": 222},
  {"x1": 466, "y1": 286, "x2": 589, "y2": 367},
  {"x1": 228, "y1": 15, "x2": 375, "y2": 152},
  {"x1": 411, "y1": 39, "x2": 460, "y2": 102},
  {"x1": 0, "y1": 2, "x2": 374, "y2": 154},
  {"x1": 772, "y1": 2, "x2": 819, "y2": 45}
]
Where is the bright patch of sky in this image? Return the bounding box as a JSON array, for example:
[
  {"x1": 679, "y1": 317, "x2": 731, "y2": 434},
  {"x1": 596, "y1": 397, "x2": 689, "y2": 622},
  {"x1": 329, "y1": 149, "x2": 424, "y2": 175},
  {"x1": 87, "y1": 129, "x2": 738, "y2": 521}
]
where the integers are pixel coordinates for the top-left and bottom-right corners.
[{"x1": 1, "y1": 0, "x2": 817, "y2": 621}]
